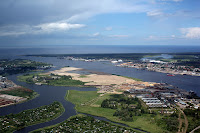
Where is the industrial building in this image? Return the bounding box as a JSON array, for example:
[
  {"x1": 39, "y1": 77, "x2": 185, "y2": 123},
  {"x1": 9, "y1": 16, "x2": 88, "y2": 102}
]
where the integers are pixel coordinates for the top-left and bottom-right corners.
[{"x1": 142, "y1": 98, "x2": 167, "y2": 108}]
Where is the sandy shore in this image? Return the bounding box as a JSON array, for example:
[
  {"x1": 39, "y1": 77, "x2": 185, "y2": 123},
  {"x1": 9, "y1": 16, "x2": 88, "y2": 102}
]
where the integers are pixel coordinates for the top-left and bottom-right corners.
[{"x1": 48, "y1": 67, "x2": 150, "y2": 86}]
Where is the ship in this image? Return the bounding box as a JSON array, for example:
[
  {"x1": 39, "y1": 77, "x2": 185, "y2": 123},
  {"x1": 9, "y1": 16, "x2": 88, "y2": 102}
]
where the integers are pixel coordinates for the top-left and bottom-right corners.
[{"x1": 167, "y1": 74, "x2": 175, "y2": 76}]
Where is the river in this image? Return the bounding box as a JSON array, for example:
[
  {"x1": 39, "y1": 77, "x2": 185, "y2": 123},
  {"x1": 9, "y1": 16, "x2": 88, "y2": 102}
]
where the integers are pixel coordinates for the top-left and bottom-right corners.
[{"x1": 0, "y1": 56, "x2": 200, "y2": 132}]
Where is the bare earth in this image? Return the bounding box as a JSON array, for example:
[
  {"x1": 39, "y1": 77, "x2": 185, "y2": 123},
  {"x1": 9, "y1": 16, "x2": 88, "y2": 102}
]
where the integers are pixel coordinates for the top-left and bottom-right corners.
[{"x1": 48, "y1": 67, "x2": 151, "y2": 86}]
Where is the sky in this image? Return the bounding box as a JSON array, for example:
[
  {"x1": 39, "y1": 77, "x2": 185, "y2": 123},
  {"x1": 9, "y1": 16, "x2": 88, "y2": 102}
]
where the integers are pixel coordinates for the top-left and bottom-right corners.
[{"x1": 0, "y1": 0, "x2": 200, "y2": 47}]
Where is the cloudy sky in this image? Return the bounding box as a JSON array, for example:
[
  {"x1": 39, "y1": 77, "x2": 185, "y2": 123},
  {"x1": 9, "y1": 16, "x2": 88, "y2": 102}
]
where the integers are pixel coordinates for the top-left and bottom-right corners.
[{"x1": 0, "y1": 0, "x2": 200, "y2": 47}]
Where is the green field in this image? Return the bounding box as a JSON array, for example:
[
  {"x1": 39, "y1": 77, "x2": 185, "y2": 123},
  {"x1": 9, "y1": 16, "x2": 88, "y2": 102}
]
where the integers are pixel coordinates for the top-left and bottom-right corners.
[
  {"x1": 66, "y1": 90, "x2": 170, "y2": 133},
  {"x1": 0, "y1": 87, "x2": 38, "y2": 99},
  {"x1": 111, "y1": 74, "x2": 142, "y2": 81},
  {"x1": 17, "y1": 73, "x2": 39, "y2": 83},
  {"x1": 79, "y1": 75, "x2": 88, "y2": 78},
  {"x1": 120, "y1": 76, "x2": 142, "y2": 81},
  {"x1": 18, "y1": 73, "x2": 85, "y2": 87}
]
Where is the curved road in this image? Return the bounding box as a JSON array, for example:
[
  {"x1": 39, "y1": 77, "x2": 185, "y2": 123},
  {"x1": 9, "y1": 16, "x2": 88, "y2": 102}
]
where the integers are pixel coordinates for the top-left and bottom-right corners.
[{"x1": 190, "y1": 125, "x2": 200, "y2": 133}]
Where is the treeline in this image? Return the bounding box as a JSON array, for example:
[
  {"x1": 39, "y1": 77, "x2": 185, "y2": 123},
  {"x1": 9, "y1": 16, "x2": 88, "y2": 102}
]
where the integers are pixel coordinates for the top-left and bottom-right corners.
[
  {"x1": 184, "y1": 108, "x2": 200, "y2": 132},
  {"x1": 156, "y1": 113, "x2": 179, "y2": 132},
  {"x1": 26, "y1": 53, "x2": 164, "y2": 61},
  {"x1": 0, "y1": 59, "x2": 51, "y2": 76}
]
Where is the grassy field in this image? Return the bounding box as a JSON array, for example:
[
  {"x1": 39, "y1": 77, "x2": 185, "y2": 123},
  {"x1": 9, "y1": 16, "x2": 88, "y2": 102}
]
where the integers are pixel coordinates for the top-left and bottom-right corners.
[
  {"x1": 18, "y1": 73, "x2": 85, "y2": 87},
  {"x1": 0, "y1": 87, "x2": 38, "y2": 100},
  {"x1": 18, "y1": 73, "x2": 38, "y2": 83},
  {"x1": 79, "y1": 75, "x2": 88, "y2": 78},
  {"x1": 49, "y1": 77, "x2": 84, "y2": 86},
  {"x1": 120, "y1": 76, "x2": 142, "y2": 81},
  {"x1": 111, "y1": 74, "x2": 142, "y2": 81},
  {"x1": 66, "y1": 90, "x2": 168, "y2": 133}
]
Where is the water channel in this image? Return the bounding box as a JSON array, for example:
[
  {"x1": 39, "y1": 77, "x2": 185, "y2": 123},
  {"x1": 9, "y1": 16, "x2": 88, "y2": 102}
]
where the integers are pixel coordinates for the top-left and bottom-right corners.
[{"x1": 0, "y1": 56, "x2": 199, "y2": 132}]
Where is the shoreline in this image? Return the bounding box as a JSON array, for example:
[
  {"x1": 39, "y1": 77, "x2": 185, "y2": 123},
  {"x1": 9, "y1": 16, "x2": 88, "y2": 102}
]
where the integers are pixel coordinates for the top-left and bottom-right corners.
[
  {"x1": 117, "y1": 65, "x2": 200, "y2": 77},
  {"x1": 14, "y1": 103, "x2": 65, "y2": 133},
  {"x1": 66, "y1": 90, "x2": 166, "y2": 133}
]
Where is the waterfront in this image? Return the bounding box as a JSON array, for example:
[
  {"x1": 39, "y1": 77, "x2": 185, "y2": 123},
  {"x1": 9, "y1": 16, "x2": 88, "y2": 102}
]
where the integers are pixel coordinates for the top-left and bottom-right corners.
[
  {"x1": 0, "y1": 73, "x2": 96, "y2": 132},
  {"x1": 0, "y1": 47, "x2": 200, "y2": 132}
]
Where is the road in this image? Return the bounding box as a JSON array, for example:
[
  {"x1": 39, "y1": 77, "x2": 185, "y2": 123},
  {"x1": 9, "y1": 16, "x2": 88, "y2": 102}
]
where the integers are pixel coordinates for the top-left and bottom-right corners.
[
  {"x1": 190, "y1": 125, "x2": 200, "y2": 133},
  {"x1": 177, "y1": 107, "x2": 188, "y2": 133}
]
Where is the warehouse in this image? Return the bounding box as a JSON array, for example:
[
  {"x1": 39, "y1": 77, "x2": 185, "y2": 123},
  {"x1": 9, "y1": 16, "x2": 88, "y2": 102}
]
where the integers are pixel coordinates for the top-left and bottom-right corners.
[{"x1": 142, "y1": 98, "x2": 166, "y2": 108}]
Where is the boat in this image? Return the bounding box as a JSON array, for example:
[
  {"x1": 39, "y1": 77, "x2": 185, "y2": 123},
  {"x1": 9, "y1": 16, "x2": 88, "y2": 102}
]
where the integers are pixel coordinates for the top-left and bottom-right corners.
[{"x1": 167, "y1": 74, "x2": 175, "y2": 76}]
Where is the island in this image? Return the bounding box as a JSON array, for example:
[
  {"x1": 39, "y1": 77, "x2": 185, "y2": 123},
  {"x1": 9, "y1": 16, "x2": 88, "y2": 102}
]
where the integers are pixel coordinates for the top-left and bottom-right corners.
[
  {"x1": 0, "y1": 101, "x2": 64, "y2": 133},
  {"x1": 31, "y1": 114, "x2": 140, "y2": 133},
  {"x1": 18, "y1": 66, "x2": 145, "y2": 88}
]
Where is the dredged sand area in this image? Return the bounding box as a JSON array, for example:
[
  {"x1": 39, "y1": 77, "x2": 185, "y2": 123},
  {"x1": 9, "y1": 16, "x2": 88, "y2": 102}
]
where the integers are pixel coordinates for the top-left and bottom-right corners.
[{"x1": 48, "y1": 67, "x2": 151, "y2": 87}]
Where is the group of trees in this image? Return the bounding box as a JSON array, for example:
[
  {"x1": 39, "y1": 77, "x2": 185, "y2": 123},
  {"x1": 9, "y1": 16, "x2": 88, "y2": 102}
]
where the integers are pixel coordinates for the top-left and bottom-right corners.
[
  {"x1": 24, "y1": 74, "x2": 85, "y2": 86},
  {"x1": 184, "y1": 108, "x2": 200, "y2": 132},
  {"x1": 0, "y1": 102, "x2": 63, "y2": 133},
  {"x1": 156, "y1": 112, "x2": 179, "y2": 132},
  {"x1": 101, "y1": 95, "x2": 147, "y2": 122},
  {"x1": 0, "y1": 59, "x2": 51, "y2": 76}
]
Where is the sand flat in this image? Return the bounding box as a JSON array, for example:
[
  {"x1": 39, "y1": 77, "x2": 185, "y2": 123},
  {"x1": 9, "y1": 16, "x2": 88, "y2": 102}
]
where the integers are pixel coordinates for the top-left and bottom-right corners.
[{"x1": 48, "y1": 67, "x2": 146, "y2": 86}]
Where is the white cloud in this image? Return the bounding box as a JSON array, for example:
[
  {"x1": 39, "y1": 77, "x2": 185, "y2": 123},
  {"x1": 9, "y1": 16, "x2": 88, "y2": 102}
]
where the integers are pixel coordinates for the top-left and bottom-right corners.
[
  {"x1": 180, "y1": 27, "x2": 200, "y2": 39},
  {"x1": 35, "y1": 22, "x2": 85, "y2": 32},
  {"x1": 172, "y1": 0, "x2": 183, "y2": 2},
  {"x1": 146, "y1": 35, "x2": 178, "y2": 40},
  {"x1": 0, "y1": 24, "x2": 31, "y2": 36},
  {"x1": 92, "y1": 32, "x2": 100, "y2": 37},
  {"x1": 109, "y1": 35, "x2": 129, "y2": 38},
  {"x1": 171, "y1": 35, "x2": 176, "y2": 38},
  {"x1": 0, "y1": 22, "x2": 85, "y2": 36},
  {"x1": 147, "y1": 10, "x2": 163, "y2": 17},
  {"x1": 64, "y1": 0, "x2": 153, "y2": 22},
  {"x1": 0, "y1": 31, "x2": 26, "y2": 37},
  {"x1": 105, "y1": 27, "x2": 112, "y2": 31},
  {"x1": 146, "y1": 35, "x2": 157, "y2": 40},
  {"x1": 157, "y1": 0, "x2": 183, "y2": 2}
]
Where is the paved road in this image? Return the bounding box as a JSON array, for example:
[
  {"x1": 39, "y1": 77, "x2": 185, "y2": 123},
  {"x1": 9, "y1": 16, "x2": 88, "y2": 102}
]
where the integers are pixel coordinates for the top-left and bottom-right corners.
[{"x1": 190, "y1": 125, "x2": 200, "y2": 133}]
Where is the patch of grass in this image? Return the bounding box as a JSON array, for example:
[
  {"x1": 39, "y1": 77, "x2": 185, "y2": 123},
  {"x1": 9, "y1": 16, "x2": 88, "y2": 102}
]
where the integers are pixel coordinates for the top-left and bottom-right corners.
[
  {"x1": 67, "y1": 90, "x2": 99, "y2": 105},
  {"x1": 66, "y1": 90, "x2": 166, "y2": 133},
  {"x1": 111, "y1": 74, "x2": 142, "y2": 81},
  {"x1": 49, "y1": 78, "x2": 84, "y2": 86},
  {"x1": 115, "y1": 89, "x2": 124, "y2": 92},
  {"x1": 120, "y1": 76, "x2": 142, "y2": 81},
  {"x1": 79, "y1": 75, "x2": 88, "y2": 78},
  {"x1": 18, "y1": 74, "x2": 32, "y2": 82},
  {"x1": 0, "y1": 87, "x2": 37, "y2": 99},
  {"x1": 18, "y1": 73, "x2": 85, "y2": 87}
]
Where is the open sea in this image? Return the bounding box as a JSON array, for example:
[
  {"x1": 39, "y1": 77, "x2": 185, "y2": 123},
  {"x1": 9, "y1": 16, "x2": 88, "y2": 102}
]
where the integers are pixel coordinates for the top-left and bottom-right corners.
[{"x1": 1, "y1": 45, "x2": 200, "y2": 57}]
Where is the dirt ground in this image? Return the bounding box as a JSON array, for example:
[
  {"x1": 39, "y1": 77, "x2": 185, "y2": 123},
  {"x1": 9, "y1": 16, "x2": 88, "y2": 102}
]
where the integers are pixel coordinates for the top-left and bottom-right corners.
[{"x1": 48, "y1": 67, "x2": 151, "y2": 86}]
